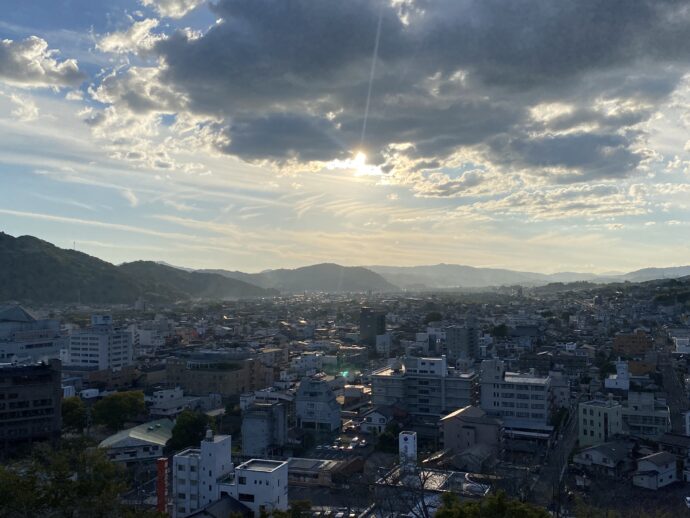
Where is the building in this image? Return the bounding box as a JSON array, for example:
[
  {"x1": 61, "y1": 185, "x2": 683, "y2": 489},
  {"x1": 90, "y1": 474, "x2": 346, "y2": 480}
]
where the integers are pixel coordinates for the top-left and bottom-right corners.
[
  {"x1": 99, "y1": 418, "x2": 173, "y2": 466},
  {"x1": 573, "y1": 441, "x2": 633, "y2": 477},
  {"x1": 622, "y1": 391, "x2": 671, "y2": 439},
  {"x1": 295, "y1": 378, "x2": 341, "y2": 432},
  {"x1": 612, "y1": 330, "x2": 653, "y2": 357},
  {"x1": 223, "y1": 459, "x2": 288, "y2": 517},
  {"x1": 604, "y1": 360, "x2": 630, "y2": 392},
  {"x1": 479, "y1": 359, "x2": 553, "y2": 438},
  {"x1": 440, "y1": 405, "x2": 502, "y2": 455},
  {"x1": 241, "y1": 402, "x2": 288, "y2": 456},
  {"x1": 633, "y1": 452, "x2": 678, "y2": 490},
  {"x1": 0, "y1": 305, "x2": 63, "y2": 363},
  {"x1": 0, "y1": 359, "x2": 62, "y2": 447},
  {"x1": 68, "y1": 314, "x2": 132, "y2": 370},
  {"x1": 148, "y1": 387, "x2": 201, "y2": 418},
  {"x1": 445, "y1": 325, "x2": 479, "y2": 361},
  {"x1": 371, "y1": 356, "x2": 477, "y2": 418},
  {"x1": 173, "y1": 431, "x2": 235, "y2": 517},
  {"x1": 578, "y1": 397, "x2": 623, "y2": 447},
  {"x1": 166, "y1": 355, "x2": 273, "y2": 397},
  {"x1": 360, "y1": 406, "x2": 395, "y2": 435},
  {"x1": 360, "y1": 307, "x2": 385, "y2": 347}
]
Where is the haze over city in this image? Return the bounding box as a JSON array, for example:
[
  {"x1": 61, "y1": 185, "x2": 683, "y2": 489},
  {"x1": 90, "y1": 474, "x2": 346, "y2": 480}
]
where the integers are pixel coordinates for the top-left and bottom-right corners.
[{"x1": 1, "y1": 0, "x2": 690, "y2": 273}]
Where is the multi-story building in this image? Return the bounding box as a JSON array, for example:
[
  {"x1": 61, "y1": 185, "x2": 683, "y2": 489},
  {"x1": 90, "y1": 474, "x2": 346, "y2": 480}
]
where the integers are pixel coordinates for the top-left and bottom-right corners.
[
  {"x1": 68, "y1": 315, "x2": 132, "y2": 370},
  {"x1": 172, "y1": 431, "x2": 288, "y2": 518},
  {"x1": 371, "y1": 356, "x2": 477, "y2": 418},
  {"x1": 444, "y1": 325, "x2": 479, "y2": 361},
  {"x1": 0, "y1": 359, "x2": 62, "y2": 448},
  {"x1": 440, "y1": 406, "x2": 503, "y2": 454},
  {"x1": 295, "y1": 378, "x2": 341, "y2": 432},
  {"x1": 479, "y1": 359, "x2": 552, "y2": 436},
  {"x1": 0, "y1": 305, "x2": 63, "y2": 363},
  {"x1": 172, "y1": 431, "x2": 235, "y2": 517},
  {"x1": 622, "y1": 391, "x2": 671, "y2": 439},
  {"x1": 241, "y1": 401, "x2": 288, "y2": 456},
  {"x1": 165, "y1": 354, "x2": 273, "y2": 397},
  {"x1": 612, "y1": 330, "x2": 653, "y2": 357},
  {"x1": 360, "y1": 307, "x2": 385, "y2": 347},
  {"x1": 579, "y1": 397, "x2": 623, "y2": 447}
]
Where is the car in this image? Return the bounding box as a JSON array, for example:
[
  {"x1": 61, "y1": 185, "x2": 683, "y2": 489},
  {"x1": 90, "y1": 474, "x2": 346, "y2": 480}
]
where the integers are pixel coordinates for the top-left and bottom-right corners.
[
  {"x1": 316, "y1": 445, "x2": 324, "y2": 450},
  {"x1": 351, "y1": 436, "x2": 359, "y2": 443},
  {"x1": 685, "y1": 496, "x2": 690, "y2": 509},
  {"x1": 358, "y1": 439, "x2": 367, "y2": 447}
]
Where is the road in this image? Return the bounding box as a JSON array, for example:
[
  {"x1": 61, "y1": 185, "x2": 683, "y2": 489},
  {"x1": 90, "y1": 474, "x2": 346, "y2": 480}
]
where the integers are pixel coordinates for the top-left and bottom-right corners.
[{"x1": 529, "y1": 403, "x2": 579, "y2": 513}]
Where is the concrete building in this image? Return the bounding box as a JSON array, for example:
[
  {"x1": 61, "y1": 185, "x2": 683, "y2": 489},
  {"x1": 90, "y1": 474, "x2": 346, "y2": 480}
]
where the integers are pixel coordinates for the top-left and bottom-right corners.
[
  {"x1": 633, "y1": 452, "x2": 677, "y2": 490},
  {"x1": 440, "y1": 406, "x2": 503, "y2": 455},
  {"x1": 99, "y1": 418, "x2": 173, "y2": 466},
  {"x1": 166, "y1": 355, "x2": 273, "y2": 398},
  {"x1": 479, "y1": 359, "x2": 552, "y2": 437},
  {"x1": 604, "y1": 360, "x2": 630, "y2": 392},
  {"x1": 295, "y1": 378, "x2": 341, "y2": 432},
  {"x1": 444, "y1": 325, "x2": 479, "y2": 361},
  {"x1": 173, "y1": 431, "x2": 235, "y2": 517},
  {"x1": 579, "y1": 397, "x2": 623, "y2": 447},
  {"x1": 622, "y1": 391, "x2": 671, "y2": 439},
  {"x1": 68, "y1": 315, "x2": 132, "y2": 370},
  {"x1": 0, "y1": 359, "x2": 62, "y2": 448},
  {"x1": 360, "y1": 307, "x2": 385, "y2": 347},
  {"x1": 0, "y1": 305, "x2": 63, "y2": 363},
  {"x1": 612, "y1": 330, "x2": 652, "y2": 357},
  {"x1": 371, "y1": 356, "x2": 477, "y2": 418},
  {"x1": 172, "y1": 431, "x2": 288, "y2": 518},
  {"x1": 241, "y1": 402, "x2": 288, "y2": 456}
]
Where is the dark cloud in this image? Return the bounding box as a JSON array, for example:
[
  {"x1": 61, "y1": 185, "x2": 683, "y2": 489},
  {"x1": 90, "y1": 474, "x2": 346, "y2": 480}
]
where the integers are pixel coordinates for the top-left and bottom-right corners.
[
  {"x1": 0, "y1": 36, "x2": 85, "y2": 87},
  {"x1": 143, "y1": 0, "x2": 690, "y2": 178}
]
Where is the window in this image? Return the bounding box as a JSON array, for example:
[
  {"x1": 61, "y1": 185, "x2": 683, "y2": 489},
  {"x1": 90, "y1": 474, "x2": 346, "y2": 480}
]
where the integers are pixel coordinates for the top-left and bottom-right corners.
[
  {"x1": 238, "y1": 493, "x2": 255, "y2": 503},
  {"x1": 239, "y1": 476, "x2": 246, "y2": 484}
]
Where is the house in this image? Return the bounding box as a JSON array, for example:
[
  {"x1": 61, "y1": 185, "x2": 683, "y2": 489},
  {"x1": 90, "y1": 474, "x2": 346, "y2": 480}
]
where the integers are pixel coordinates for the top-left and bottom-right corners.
[
  {"x1": 361, "y1": 406, "x2": 395, "y2": 434},
  {"x1": 99, "y1": 419, "x2": 173, "y2": 466},
  {"x1": 633, "y1": 452, "x2": 677, "y2": 490},
  {"x1": 572, "y1": 441, "x2": 633, "y2": 477}
]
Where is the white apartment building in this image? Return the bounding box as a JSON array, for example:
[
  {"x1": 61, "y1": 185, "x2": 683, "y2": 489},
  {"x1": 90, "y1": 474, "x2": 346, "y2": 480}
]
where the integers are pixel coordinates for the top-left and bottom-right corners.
[
  {"x1": 68, "y1": 315, "x2": 132, "y2": 370},
  {"x1": 295, "y1": 378, "x2": 341, "y2": 432},
  {"x1": 579, "y1": 397, "x2": 623, "y2": 447},
  {"x1": 371, "y1": 356, "x2": 477, "y2": 418},
  {"x1": 604, "y1": 360, "x2": 630, "y2": 391},
  {"x1": 0, "y1": 305, "x2": 63, "y2": 363},
  {"x1": 172, "y1": 431, "x2": 288, "y2": 518},
  {"x1": 479, "y1": 359, "x2": 552, "y2": 436}
]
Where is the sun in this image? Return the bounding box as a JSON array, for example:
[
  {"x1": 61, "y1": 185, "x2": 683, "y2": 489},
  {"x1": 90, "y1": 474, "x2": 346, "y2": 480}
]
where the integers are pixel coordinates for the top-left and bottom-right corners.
[{"x1": 353, "y1": 151, "x2": 367, "y2": 165}]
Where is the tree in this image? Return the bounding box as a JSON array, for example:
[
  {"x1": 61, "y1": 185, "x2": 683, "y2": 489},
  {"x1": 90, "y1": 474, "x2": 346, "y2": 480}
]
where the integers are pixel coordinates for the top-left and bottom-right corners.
[
  {"x1": 491, "y1": 324, "x2": 509, "y2": 338},
  {"x1": 376, "y1": 422, "x2": 401, "y2": 453},
  {"x1": 92, "y1": 391, "x2": 146, "y2": 431},
  {"x1": 61, "y1": 396, "x2": 87, "y2": 433},
  {"x1": 424, "y1": 312, "x2": 443, "y2": 325},
  {"x1": 0, "y1": 441, "x2": 164, "y2": 518},
  {"x1": 167, "y1": 410, "x2": 215, "y2": 452},
  {"x1": 436, "y1": 492, "x2": 550, "y2": 518}
]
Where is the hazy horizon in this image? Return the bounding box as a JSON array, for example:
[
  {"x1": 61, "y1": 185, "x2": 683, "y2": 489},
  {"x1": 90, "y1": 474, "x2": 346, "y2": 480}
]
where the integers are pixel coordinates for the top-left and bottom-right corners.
[{"x1": 2, "y1": 1, "x2": 690, "y2": 274}]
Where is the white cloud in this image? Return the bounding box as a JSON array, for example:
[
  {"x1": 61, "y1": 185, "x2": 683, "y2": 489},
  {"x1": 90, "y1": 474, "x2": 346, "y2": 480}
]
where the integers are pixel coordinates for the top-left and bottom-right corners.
[
  {"x1": 121, "y1": 189, "x2": 139, "y2": 207},
  {"x1": 9, "y1": 93, "x2": 38, "y2": 121},
  {"x1": 139, "y1": 0, "x2": 204, "y2": 18},
  {"x1": 98, "y1": 18, "x2": 162, "y2": 55},
  {"x1": 0, "y1": 36, "x2": 84, "y2": 88}
]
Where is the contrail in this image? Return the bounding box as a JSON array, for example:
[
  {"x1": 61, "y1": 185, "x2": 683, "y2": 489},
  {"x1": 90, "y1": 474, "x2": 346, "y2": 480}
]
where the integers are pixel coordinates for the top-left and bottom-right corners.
[{"x1": 360, "y1": 2, "x2": 384, "y2": 148}]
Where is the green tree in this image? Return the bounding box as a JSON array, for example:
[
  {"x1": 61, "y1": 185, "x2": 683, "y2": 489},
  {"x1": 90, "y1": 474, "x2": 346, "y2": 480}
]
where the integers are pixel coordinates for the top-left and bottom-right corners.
[
  {"x1": 436, "y1": 492, "x2": 549, "y2": 518},
  {"x1": 491, "y1": 324, "x2": 509, "y2": 338},
  {"x1": 168, "y1": 410, "x2": 215, "y2": 452},
  {"x1": 61, "y1": 396, "x2": 87, "y2": 433},
  {"x1": 92, "y1": 391, "x2": 146, "y2": 431},
  {"x1": 0, "y1": 442, "x2": 165, "y2": 518},
  {"x1": 424, "y1": 312, "x2": 443, "y2": 325}
]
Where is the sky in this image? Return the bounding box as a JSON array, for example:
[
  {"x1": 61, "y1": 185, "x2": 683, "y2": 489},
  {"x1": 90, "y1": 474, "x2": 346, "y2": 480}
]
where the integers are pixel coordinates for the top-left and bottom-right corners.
[{"x1": 1, "y1": 0, "x2": 690, "y2": 274}]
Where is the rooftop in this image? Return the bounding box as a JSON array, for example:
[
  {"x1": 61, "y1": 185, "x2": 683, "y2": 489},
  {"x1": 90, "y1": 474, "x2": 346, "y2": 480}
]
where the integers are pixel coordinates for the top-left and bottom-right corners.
[
  {"x1": 99, "y1": 419, "x2": 173, "y2": 449},
  {"x1": 237, "y1": 459, "x2": 286, "y2": 472}
]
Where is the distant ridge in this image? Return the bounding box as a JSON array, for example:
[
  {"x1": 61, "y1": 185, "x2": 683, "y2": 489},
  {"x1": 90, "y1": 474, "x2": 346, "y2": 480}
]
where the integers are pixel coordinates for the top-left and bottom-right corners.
[{"x1": 0, "y1": 232, "x2": 274, "y2": 304}]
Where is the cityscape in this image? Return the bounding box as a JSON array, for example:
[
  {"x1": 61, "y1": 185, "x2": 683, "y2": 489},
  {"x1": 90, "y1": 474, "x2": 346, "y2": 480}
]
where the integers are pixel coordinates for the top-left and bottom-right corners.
[{"x1": 2, "y1": 0, "x2": 690, "y2": 517}]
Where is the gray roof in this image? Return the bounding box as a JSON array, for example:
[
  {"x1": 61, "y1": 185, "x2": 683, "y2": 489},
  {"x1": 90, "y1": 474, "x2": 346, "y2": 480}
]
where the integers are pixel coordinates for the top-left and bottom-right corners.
[
  {"x1": 638, "y1": 451, "x2": 676, "y2": 467},
  {"x1": 0, "y1": 305, "x2": 36, "y2": 323},
  {"x1": 99, "y1": 419, "x2": 173, "y2": 449}
]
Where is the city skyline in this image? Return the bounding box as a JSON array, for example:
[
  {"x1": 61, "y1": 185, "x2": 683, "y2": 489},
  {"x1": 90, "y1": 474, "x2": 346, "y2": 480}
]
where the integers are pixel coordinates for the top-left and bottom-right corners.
[{"x1": 1, "y1": 0, "x2": 690, "y2": 274}]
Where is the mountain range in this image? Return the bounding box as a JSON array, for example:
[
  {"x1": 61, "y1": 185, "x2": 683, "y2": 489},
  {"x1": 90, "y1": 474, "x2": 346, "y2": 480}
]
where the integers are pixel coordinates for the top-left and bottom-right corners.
[{"x1": 3, "y1": 231, "x2": 690, "y2": 304}]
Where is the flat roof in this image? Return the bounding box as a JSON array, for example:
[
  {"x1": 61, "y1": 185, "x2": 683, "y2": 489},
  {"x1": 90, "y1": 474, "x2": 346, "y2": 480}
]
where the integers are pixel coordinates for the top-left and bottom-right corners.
[
  {"x1": 238, "y1": 459, "x2": 286, "y2": 472},
  {"x1": 504, "y1": 374, "x2": 549, "y2": 385}
]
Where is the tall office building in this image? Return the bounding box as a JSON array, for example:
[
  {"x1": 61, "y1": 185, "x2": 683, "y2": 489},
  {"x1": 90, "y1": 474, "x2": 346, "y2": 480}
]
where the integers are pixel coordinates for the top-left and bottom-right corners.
[
  {"x1": 445, "y1": 325, "x2": 480, "y2": 361},
  {"x1": 0, "y1": 359, "x2": 62, "y2": 448},
  {"x1": 371, "y1": 356, "x2": 477, "y2": 418},
  {"x1": 0, "y1": 305, "x2": 63, "y2": 363},
  {"x1": 360, "y1": 307, "x2": 386, "y2": 347},
  {"x1": 68, "y1": 314, "x2": 133, "y2": 370}
]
